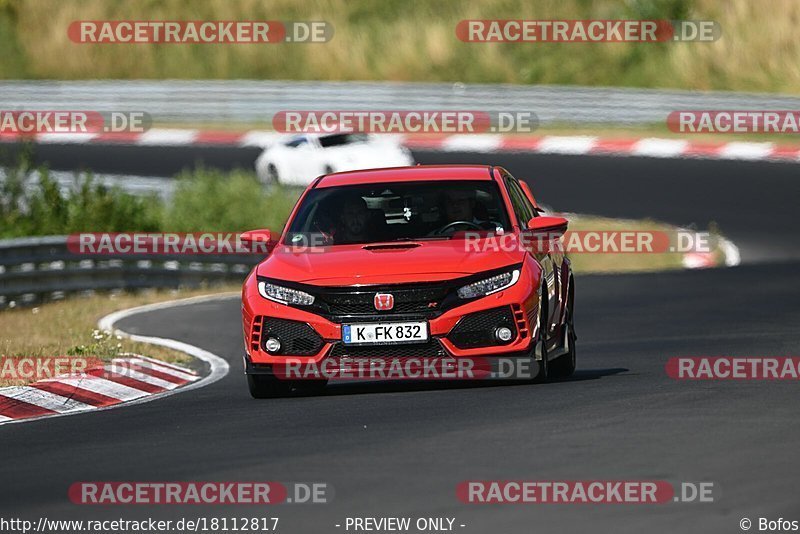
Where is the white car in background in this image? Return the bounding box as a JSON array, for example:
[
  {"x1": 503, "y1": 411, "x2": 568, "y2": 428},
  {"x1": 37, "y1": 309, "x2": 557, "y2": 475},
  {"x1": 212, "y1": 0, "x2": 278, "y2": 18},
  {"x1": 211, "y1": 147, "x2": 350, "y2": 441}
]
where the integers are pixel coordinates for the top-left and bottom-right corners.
[{"x1": 255, "y1": 133, "x2": 414, "y2": 186}]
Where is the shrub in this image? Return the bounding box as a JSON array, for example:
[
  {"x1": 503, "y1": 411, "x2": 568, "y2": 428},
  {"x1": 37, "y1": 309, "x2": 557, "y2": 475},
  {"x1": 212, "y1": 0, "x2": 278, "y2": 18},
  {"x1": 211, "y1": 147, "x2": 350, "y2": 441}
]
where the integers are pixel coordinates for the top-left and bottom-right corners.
[
  {"x1": 164, "y1": 167, "x2": 301, "y2": 233},
  {"x1": 0, "y1": 153, "x2": 301, "y2": 238}
]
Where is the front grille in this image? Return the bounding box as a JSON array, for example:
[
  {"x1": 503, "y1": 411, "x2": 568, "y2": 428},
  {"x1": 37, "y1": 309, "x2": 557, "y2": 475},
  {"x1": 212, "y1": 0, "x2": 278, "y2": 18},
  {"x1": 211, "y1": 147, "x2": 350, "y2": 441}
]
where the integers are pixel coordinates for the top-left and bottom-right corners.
[
  {"x1": 447, "y1": 306, "x2": 517, "y2": 349},
  {"x1": 328, "y1": 338, "x2": 447, "y2": 359},
  {"x1": 318, "y1": 286, "x2": 450, "y2": 316},
  {"x1": 260, "y1": 317, "x2": 324, "y2": 356}
]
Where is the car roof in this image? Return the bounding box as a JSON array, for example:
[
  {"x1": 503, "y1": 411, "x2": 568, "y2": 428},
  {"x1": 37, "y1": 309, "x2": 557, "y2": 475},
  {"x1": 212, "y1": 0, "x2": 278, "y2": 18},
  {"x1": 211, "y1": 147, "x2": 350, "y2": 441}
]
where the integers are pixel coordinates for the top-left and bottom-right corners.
[{"x1": 315, "y1": 165, "x2": 496, "y2": 189}]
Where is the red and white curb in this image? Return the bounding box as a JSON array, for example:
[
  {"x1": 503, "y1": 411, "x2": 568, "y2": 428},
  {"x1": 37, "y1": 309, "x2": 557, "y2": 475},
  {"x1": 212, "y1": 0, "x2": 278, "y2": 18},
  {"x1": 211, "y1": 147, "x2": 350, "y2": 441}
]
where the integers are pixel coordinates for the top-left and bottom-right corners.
[
  {"x1": 0, "y1": 294, "x2": 233, "y2": 426},
  {"x1": 3, "y1": 129, "x2": 800, "y2": 163},
  {"x1": 0, "y1": 355, "x2": 199, "y2": 423}
]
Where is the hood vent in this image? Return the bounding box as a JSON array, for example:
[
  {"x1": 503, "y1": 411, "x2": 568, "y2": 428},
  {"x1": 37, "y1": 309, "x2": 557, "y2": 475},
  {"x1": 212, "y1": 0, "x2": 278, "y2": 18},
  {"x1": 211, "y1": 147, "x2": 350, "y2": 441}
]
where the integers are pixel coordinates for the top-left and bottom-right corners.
[{"x1": 362, "y1": 243, "x2": 422, "y2": 251}]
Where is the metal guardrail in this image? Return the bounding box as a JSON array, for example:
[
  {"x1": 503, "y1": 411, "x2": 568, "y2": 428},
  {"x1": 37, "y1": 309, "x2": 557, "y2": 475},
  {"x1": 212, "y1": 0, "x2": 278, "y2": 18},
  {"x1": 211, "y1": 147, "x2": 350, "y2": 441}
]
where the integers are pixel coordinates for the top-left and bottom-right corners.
[
  {"x1": 0, "y1": 236, "x2": 259, "y2": 309},
  {"x1": 3, "y1": 80, "x2": 800, "y2": 126}
]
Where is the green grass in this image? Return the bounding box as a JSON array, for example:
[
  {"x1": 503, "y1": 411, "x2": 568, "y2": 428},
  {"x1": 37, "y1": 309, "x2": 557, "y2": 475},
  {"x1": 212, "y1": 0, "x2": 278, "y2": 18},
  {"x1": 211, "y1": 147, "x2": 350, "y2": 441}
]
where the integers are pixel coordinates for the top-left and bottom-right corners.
[{"x1": 2, "y1": 0, "x2": 800, "y2": 94}]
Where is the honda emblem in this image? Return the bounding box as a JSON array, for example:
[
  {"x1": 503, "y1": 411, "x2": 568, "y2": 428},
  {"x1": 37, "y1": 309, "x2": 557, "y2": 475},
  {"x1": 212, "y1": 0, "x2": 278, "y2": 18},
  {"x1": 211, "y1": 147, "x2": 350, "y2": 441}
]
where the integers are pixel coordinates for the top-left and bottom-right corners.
[{"x1": 374, "y1": 293, "x2": 394, "y2": 311}]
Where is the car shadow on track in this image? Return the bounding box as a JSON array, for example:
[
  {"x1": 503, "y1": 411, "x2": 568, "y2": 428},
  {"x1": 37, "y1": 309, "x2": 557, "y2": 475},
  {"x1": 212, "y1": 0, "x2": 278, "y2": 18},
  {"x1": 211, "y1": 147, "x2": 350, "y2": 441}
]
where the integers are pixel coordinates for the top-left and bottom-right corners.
[{"x1": 286, "y1": 367, "x2": 629, "y2": 398}]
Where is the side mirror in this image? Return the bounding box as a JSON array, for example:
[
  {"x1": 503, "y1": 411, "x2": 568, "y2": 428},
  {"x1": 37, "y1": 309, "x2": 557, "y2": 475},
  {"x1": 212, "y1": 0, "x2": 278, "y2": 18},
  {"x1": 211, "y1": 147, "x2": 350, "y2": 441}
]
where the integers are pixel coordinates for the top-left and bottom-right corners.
[
  {"x1": 239, "y1": 229, "x2": 275, "y2": 253},
  {"x1": 527, "y1": 216, "x2": 568, "y2": 236},
  {"x1": 522, "y1": 217, "x2": 568, "y2": 254}
]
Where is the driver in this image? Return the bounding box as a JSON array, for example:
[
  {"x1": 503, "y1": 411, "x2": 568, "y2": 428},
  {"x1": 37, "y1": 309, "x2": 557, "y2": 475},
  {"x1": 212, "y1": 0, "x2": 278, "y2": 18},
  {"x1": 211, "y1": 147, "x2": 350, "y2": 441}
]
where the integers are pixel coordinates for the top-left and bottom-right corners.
[
  {"x1": 335, "y1": 194, "x2": 371, "y2": 244},
  {"x1": 441, "y1": 189, "x2": 499, "y2": 230},
  {"x1": 444, "y1": 189, "x2": 477, "y2": 222}
]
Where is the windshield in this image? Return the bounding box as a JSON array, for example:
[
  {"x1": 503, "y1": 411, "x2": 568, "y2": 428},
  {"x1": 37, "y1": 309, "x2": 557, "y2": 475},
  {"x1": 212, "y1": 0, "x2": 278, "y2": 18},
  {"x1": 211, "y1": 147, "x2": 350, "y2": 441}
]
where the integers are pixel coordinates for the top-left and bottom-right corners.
[
  {"x1": 284, "y1": 180, "x2": 510, "y2": 246},
  {"x1": 318, "y1": 133, "x2": 370, "y2": 147}
]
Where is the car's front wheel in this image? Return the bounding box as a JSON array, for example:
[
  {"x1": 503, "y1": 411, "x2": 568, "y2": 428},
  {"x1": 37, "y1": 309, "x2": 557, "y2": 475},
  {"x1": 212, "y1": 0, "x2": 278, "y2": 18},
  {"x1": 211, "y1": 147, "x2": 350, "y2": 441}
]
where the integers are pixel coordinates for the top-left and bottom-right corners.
[
  {"x1": 534, "y1": 286, "x2": 549, "y2": 383},
  {"x1": 550, "y1": 291, "x2": 577, "y2": 378},
  {"x1": 293, "y1": 380, "x2": 328, "y2": 395},
  {"x1": 246, "y1": 374, "x2": 292, "y2": 398}
]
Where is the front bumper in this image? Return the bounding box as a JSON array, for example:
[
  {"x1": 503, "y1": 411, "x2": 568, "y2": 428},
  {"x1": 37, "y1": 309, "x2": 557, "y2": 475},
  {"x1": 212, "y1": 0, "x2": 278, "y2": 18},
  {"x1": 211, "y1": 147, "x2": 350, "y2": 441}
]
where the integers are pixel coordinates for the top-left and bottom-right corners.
[{"x1": 242, "y1": 269, "x2": 541, "y2": 368}]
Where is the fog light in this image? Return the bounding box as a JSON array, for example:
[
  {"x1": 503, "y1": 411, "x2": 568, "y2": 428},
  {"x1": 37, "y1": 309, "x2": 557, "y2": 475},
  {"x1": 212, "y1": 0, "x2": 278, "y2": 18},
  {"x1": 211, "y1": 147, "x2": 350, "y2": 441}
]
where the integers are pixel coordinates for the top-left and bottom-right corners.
[
  {"x1": 495, "y1": 327, "x2": 513, "y2": 342},
  {"x1": 264, "y1": 337, "x2": 281, "y2": 353}
]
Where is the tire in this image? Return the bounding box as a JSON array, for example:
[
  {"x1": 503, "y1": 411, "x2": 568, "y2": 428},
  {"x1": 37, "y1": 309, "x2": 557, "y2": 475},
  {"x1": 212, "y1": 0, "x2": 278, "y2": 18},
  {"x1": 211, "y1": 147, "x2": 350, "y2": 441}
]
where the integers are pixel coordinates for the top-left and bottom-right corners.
[
  {"x1": 267, "y1": 164, "x2": 280, "y2": 184},
  {"x1": 550, "y1": 288, "x2": 577, "y2": 378},
  {"x1": 246, "y1": 374, "x2": 293, "y2": 399},
  {"x1": 293, "y1": 379, "x2": 328, "y2": 395},
  {"x1": 534, "y1": 287, "x2": 549, "y2": 383}
]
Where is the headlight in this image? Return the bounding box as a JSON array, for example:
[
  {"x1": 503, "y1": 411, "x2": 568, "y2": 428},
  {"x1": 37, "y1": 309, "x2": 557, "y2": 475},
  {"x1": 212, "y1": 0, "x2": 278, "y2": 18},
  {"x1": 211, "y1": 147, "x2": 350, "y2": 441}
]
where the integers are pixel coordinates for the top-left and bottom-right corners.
[
  {"x1": 258, "y1": 281, "x2": 315, "y2": 306},
  {"x1": 457, "y1": 269, "x2": 520, "y2": 299}
]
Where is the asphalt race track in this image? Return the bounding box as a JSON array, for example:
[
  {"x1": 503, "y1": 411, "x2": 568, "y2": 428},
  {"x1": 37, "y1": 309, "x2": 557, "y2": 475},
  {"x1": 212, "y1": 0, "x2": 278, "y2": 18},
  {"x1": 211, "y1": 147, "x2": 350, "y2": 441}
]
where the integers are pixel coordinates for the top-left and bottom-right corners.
[{"x1": 2, "y1": 144, "x2": 799, "y2": 533}]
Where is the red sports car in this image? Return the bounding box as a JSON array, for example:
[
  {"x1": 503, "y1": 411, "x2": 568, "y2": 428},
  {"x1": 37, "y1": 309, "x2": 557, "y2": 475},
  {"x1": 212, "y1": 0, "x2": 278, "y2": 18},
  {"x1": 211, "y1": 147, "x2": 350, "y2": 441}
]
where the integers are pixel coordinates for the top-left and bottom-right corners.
[{"x1": 240, "y1": 165, "x2": 576, "y2": 397}]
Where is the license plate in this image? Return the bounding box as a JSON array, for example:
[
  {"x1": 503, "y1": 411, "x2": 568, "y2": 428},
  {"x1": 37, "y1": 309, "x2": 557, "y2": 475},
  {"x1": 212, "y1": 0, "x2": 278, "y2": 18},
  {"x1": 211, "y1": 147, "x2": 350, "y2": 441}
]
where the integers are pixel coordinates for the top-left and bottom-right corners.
[{"x1": 343, "y1": 322, "x2": 428, "y2": 345}]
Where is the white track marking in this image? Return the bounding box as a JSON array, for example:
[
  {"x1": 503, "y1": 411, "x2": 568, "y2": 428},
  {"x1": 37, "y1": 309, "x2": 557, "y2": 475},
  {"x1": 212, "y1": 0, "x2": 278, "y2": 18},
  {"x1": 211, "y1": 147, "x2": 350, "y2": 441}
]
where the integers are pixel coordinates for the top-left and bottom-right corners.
[
  {"x1": 117, "y1": 357, "x2": 199, "y2": 382},
  {"x1": 137, "y1": 128, "x2": 198, "y2": 145},
  {"x1": 106, "y1": 367, "x2": 180, "y2": 390},
  {"x1": 42, "y1": 375, "x2": 150, "y2": 401},
  {"x1": 97, "y1": 293, "x2": 234, "y2": 394},
  {"x1": 36, "y1": 133, "x2": 99, "y2": 144},
  {"x1": 130, "y1": 354, "x2": 200, "y2": 375},
  {"x1": 536, "y1": 136, "x2": 597, "y2": 154},
  {"x1": 441, "y1": 134, "x2": 502, "y2": 152},
  {"x1": 717, "y1": 142, "x2": 774, "y2": 160},
  {"x1": 631, "y1": 138, "x2": 689, "y2": 157},
  {"x1": 0, "y1": 386, "x2": 94, "y2": 413}
]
